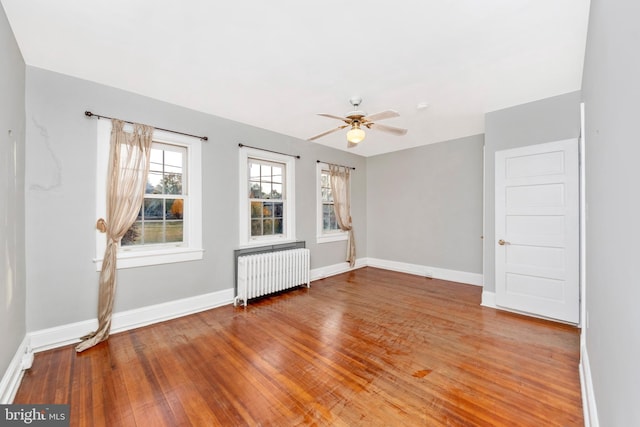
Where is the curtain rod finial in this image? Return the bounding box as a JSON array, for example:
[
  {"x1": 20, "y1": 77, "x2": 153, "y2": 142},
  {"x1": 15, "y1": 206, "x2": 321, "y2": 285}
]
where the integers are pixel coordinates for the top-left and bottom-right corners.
[{"x1": 85, "y1": 111, "x2": 93, "y2": 117}]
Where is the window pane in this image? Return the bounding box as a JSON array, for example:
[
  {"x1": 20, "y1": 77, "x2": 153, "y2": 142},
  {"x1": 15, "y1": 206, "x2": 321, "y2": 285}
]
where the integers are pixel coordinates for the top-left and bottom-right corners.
[
  {"x1": 251, "y1": 219, "x2": 262, "y2": 236},
  {"x1": 121, "y1": 221, "x2": 142, "y2": 246},
  {"x1": 249, "y1": 182, "x2": 261, "y2": 198},
  {"x1": 264, "y1": 219, "x2": 273, "y2": 235},
  {"x1": 163, "y1": 173, "x2": 182, "y2": 195},
  {"x1": 142, "y1": 222, "x2": 165, "y2": 244},
  {"x1": 261, "y1": 165, "x2": 272, "y2": 180},
  {"x1": 166, "y1": 198, "x2": 184, "y2": 219},
  {"x1": 330, "y1": 209, "x2": 338, "y2": 230},
  {"x1": 323, "y1": 203, "x2": 340, "y2": 231},
  {"x1": 323, "y1": 204, "x2": 331, "y2": 230},
  {"x1": 165, "y1": 220, "x2": 183, "y2": 243},
  {"x1": 164, "y1": 151, "x2": 183, "y2": 174},
  {"x1": 149, "y1": 149, "x2": 164, "y2": 172},
  {"x1": 272, "y1": 166, "x2": 282, "y2": 183},
  {"x1": 147, "y1": 172, "x2": 163, "y2": 194},
  {"x1": 271, "y1": 183, "x2": 282, "y2": 199},
  {"x1": 250, "y1": 163, "x2": 261, "y2": 180},
  {"x1": 261, "y1": 183, "x2": 272, "y2": 199},
  {"x1": 263, "y1": 202, "x2": 273, "y2": 217},
  {"x1": 274, "y1": 219, "x2": 283, "y2": 234},
  {"x1": 274, "y1": 202, "x2": 283, "y2": 218},
  {"x1": 251, "y1": 201, "x2": 263, "y2": 218},
  {"x1": 144, "y1": 199, "x2": 164, "y2": 220}
]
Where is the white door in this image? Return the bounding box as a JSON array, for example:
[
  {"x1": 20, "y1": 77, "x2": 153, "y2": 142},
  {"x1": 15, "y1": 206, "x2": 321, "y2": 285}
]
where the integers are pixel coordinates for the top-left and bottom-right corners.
[{"x1": 495, "y1": 139, "x2": 579, "y2": 323}]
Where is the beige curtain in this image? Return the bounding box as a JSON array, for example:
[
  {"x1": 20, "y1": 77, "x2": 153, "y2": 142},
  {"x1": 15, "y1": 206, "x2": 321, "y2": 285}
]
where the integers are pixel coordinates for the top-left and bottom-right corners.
[
  {"x1": 76, "y1": 119, "x2": 153, "y2": 352},
  {"x1": 329, "y1": 164, "x2": 356, "y2": 267}
]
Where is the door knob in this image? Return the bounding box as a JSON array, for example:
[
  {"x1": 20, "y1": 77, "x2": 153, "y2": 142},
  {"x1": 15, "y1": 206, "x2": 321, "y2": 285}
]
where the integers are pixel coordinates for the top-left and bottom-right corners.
[{"x1": 498, "y1": 239, "x2": 509, "y2": 246}]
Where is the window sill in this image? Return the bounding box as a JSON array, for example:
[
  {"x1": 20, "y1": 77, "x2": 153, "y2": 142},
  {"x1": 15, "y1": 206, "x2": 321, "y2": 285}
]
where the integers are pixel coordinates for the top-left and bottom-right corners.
[
  {"x1": 317, "y1": 232, "x2": 348, "y2": 244},
  {"x1": 94, "y1": 247, "x2": 204, "y2": 271}
]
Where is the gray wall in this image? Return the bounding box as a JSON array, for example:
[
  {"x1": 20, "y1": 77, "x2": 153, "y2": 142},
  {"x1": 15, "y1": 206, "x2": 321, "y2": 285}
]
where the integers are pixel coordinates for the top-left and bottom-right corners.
[
  {"x1": 483, "y1": 91, "x2": 581, "y2": 293},
  {"x1": 24, "y1": 67, "x2": 366, "y2": 331},
  {"x1": 0, "y1": 4, "x2": 26, "y2": 387},
  {"x1": 367, "y1": 135, "x2": 483, "y2": 274},
  {"x1": 581, "y1": 0, "x2": 640, "y2": 424}
]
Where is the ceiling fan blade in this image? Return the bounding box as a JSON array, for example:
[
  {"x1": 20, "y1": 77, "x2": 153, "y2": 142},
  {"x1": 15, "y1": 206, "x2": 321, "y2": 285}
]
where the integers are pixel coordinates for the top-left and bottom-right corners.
[
  {"x1": 317, "y1": 113, "x2": 351, "y2": 124},
  {"x1": 369, "y1": 122, "x2": 408, "y2": 136},
  {"x1": 363, "y1": 110, "x2": 400, "y2": 122},
  {"x1": 307, "y1": 125, "x2": 348, "y2": 141}
]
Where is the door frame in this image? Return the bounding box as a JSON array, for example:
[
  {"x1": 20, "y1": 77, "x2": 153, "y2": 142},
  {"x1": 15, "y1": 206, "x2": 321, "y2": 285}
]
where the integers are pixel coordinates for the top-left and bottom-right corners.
[{"x1": 579, "y1": 103, "x2": 587, "y2": 330}]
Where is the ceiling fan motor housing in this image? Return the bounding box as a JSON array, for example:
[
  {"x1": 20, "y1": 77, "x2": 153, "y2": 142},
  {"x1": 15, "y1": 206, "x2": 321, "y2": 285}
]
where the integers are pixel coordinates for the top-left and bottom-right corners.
[{"x1": 346, "y1": 112, "x2": 366, "y2": 121}]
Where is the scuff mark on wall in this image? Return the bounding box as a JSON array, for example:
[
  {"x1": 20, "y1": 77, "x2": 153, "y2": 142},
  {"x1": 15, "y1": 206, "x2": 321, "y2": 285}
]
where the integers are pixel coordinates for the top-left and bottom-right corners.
[{"x1": 29, "y1": 116, "x2": 62, "y2": 192}]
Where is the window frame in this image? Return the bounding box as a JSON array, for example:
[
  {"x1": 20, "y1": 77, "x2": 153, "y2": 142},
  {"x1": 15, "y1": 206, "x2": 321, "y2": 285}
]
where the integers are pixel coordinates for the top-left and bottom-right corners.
[
  {"x1": 94, "y1": 119, "x2": 203, "y2": 270},
  {"x1": 316, "y1": 162, "x2": 348, "y2": 244},
  {"x1": 239, "y1": 146, "x2": 296, "y2": 247}
]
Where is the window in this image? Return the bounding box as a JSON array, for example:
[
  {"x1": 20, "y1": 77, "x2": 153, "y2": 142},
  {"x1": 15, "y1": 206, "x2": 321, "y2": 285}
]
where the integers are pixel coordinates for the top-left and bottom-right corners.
[
  {"x1": 123, "y1": 143, "x2": 187, "y2": 247},
  {"x1": 95, "y1": 119, "x2": 203, "y2": 270},
  {"x1": 239, "y1": 147, "x2": 295, "y2": 246},
  {"x1": 249, "y1": 159, "x2": 284, "y2": 237},
  {"x1": 320, "y1": 169, "x2": 340, "y2": 232},
  {"x1": 316, "y1": 163, "x2": 347, "y2": 243}
]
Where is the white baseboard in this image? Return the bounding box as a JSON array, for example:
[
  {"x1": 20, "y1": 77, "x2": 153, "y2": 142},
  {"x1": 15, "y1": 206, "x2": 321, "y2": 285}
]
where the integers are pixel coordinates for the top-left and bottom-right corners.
[
  {"x1": 580, "y1": 343, "x2": 599, "y2": 427},
  {"x1": 366, "y1": 257, "x2": 483, "y2": 286},
  {"x1": 310, "y1": 258, "x2": 367, "y2": 281},
  {"x1": 481, "y1": 291, "x2": 497, "y2": 308},
  {"x1": 0, "y1": 336, "x2": 31, "y2": 404},
  {"x1": 29, "y1": 288, "x2": 234, "y2": 353}
]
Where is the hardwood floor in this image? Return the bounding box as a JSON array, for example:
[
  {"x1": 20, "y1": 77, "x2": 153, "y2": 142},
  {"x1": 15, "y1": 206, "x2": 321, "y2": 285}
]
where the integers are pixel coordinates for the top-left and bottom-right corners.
[{"x1": 14, "y1": 267, "x2": 583, "y2": 426}]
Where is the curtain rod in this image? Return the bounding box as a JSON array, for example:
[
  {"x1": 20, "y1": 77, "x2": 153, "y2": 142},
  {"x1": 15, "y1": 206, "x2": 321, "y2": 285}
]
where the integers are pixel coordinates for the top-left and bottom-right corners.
[
  {"x1": 316, "y1": 160, "x2": 356, "y2": 170},
  {"x1": 84, "y1": 111, "x2": 208, "y2": 141},
  {"x1": 238, "y1": 143, "x2": 300, "y2": 159}
]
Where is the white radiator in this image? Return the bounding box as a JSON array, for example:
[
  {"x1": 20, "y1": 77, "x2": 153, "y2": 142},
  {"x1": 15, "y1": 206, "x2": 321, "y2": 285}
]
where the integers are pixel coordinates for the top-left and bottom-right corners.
[{"x1": 235, "y1": 248, "x2": 311, "y2": 306}]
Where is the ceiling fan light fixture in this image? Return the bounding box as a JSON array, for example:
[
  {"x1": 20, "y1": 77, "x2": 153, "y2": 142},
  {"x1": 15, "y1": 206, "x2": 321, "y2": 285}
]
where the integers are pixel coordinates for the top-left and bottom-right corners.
[
  {"x1": 308, "y1": 98, "x2": 406, "y2": 146},
  {"x1": 346, "y1": 123, "x2": 366, "y2": 144}
]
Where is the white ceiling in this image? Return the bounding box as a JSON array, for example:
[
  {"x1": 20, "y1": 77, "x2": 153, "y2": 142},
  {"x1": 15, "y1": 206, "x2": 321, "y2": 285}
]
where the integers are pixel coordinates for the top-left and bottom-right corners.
[{"x1": 2, "y1": 0, "x2": 590, "y2": 157}]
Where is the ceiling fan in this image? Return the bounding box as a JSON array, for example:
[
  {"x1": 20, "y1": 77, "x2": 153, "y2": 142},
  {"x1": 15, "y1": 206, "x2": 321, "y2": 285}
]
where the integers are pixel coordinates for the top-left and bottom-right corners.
[{"x1": 308, "y1": 97, "x2": 408, "y2": 148}]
